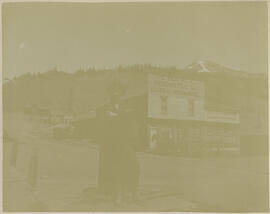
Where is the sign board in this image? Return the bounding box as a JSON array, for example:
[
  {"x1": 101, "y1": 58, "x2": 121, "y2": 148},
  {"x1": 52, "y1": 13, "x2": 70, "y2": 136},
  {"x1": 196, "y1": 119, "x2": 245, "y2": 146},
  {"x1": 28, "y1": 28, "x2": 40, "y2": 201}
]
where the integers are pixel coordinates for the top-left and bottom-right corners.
[{"x1": 148, "y1": 73, "x2": 204, "y2": 97}]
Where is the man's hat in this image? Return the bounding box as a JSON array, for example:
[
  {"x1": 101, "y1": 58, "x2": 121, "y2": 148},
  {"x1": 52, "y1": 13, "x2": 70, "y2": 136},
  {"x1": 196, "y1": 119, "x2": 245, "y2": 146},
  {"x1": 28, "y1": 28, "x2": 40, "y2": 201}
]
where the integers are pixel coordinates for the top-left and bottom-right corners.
[{"x1": 107, "y1": 80, "x2": 126, "y2": 96}]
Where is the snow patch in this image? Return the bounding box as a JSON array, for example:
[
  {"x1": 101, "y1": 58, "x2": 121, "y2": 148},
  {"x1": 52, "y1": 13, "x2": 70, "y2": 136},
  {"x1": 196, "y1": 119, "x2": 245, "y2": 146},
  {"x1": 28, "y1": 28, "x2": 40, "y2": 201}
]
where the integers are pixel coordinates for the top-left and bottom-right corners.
[{"x1": 198, "y1": 61, "x2": 210, "y2": 73}]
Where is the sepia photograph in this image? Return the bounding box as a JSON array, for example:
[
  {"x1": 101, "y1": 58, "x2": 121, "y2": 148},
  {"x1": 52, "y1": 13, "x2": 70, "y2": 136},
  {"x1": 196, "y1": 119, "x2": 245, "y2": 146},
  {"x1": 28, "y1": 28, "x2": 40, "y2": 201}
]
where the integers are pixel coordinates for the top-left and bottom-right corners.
[{"x1": 2, "y1": 1, "x2": 269, "y2": 212}]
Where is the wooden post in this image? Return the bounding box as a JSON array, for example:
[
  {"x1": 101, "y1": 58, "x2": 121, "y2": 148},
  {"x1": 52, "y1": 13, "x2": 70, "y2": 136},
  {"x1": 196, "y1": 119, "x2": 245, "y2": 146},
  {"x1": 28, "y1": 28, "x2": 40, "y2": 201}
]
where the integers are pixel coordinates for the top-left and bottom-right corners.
[{"x1": 27, "y1": 147, "x2": 39, "y2": 190}]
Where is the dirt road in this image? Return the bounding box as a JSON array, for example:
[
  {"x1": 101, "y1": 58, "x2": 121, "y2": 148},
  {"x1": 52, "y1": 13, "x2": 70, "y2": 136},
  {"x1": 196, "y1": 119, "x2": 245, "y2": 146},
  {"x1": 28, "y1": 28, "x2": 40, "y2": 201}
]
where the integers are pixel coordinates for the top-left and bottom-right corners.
[{"x1": 3, "y1": 113, "x2": 269, "y2": 211}]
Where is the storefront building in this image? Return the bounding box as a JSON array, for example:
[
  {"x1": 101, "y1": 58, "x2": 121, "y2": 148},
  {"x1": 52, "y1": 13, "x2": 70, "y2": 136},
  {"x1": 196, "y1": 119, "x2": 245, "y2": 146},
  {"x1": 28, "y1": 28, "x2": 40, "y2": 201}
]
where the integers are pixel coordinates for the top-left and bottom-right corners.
[{"x1": 147, "y1": 73, "x2": 240, "y2": 155}]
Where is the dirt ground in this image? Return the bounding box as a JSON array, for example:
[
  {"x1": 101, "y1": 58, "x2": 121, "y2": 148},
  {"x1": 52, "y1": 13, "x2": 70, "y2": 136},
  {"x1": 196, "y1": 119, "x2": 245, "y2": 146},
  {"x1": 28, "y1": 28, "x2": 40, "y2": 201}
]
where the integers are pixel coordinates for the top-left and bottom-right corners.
[{"x1": 3, "y1": 113, "x2": 269, "y2": 212}]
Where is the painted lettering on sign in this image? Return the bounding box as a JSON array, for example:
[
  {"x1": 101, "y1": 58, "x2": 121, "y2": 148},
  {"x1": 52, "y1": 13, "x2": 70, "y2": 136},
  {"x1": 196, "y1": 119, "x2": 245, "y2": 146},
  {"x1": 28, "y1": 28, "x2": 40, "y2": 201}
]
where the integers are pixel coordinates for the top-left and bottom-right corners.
[{"x1": 148, "y1": 74, "x2": 204, "y2": 97}]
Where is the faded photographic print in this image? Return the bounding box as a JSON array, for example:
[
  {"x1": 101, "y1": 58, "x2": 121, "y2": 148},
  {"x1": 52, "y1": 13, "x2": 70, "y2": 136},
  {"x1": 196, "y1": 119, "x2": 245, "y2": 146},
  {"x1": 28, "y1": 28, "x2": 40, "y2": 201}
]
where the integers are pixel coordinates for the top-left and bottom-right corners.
[{"x1": 2, "y1": 1, "x2": 269, "y2": 212}]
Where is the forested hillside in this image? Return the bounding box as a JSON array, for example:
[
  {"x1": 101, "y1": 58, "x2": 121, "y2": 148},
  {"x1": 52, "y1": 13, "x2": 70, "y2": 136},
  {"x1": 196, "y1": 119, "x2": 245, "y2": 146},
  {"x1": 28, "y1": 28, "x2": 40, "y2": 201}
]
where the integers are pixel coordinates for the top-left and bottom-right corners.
[{"x1": 3, "y1": 63, "x2": 267, "y2": 114}]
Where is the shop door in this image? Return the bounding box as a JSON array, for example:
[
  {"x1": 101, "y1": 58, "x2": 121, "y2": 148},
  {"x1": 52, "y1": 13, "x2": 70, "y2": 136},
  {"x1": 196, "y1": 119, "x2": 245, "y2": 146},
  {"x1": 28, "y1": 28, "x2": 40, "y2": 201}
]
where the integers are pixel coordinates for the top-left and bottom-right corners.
[{"x1": 149, "y1": 127, "x2": 158, "y2": 150}]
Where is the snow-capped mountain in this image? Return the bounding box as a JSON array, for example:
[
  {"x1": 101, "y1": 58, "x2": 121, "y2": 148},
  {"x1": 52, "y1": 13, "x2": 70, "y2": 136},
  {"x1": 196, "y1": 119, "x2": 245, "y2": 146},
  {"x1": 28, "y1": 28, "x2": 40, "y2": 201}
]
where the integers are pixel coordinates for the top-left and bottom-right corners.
[{"x1": 185, "y1": 60, "x2": 243, "y2": 73}]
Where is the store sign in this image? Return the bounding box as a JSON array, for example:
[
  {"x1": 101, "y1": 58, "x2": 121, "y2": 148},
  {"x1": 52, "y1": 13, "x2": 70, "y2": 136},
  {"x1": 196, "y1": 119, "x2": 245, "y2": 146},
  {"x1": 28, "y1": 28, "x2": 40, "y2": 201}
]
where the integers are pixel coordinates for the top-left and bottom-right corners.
[
  {"x1": 148, "y1": 73, "x2": 204, "y2": 97},
  {"x1": 205, "y1": 111, "x2": 239, "y2": 123}
]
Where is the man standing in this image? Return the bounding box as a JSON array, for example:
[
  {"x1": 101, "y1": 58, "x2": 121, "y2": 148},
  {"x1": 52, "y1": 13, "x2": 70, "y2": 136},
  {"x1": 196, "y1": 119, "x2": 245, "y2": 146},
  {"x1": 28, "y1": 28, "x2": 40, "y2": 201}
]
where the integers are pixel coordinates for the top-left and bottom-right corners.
[{"x1": 97, "y1": 80, "x2": 140, "y2": 203}]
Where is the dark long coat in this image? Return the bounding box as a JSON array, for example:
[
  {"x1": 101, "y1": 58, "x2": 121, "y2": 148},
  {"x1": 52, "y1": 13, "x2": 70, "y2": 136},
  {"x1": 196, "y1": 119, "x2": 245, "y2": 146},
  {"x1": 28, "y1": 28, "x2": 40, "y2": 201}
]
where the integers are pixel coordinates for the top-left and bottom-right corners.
[{"x1": 97, "y1": 104, "x2": 140, "y2": 198}]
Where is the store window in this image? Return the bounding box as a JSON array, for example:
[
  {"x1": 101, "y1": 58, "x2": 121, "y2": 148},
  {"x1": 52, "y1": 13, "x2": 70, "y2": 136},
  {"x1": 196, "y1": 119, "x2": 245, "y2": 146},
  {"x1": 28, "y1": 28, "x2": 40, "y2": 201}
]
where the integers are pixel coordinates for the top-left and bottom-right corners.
[
  {"x1": 178, "y1": 128, "x2": 183, "y2": 142},
  {"x1": 159, "y1": 127, "x2": 173, "y2": 146},
  {"x1": 188, "y1": 127, "x2": 200, "y2": 141},
  {"x1": 188, "y1": 99, "x2": 195, "y2": 116},
  {"x1": 160, "y1": 95, "x2": 168, "y2": 114}
]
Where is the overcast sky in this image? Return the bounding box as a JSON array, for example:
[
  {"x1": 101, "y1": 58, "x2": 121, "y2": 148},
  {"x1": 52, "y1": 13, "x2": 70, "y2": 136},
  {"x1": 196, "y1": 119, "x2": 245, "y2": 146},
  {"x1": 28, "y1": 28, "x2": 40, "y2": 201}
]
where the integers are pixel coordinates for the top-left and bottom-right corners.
[{"x1": 3, "y1": 2, "x2": 268, "y2": 79}]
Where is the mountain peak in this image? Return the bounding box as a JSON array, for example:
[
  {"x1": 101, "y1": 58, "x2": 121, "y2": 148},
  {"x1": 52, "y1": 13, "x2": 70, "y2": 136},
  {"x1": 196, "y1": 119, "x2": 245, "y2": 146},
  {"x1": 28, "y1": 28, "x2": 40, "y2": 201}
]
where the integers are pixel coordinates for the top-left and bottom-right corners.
[
  {"x1": 186, "y1": 60, "x2": 213, "y2": 72},
  {"x1": 197, "y1": 60, "x2": 211, "y2": 72},
  {"x1": 185, "y1": 60, "x2": 238, "y2": 73}
]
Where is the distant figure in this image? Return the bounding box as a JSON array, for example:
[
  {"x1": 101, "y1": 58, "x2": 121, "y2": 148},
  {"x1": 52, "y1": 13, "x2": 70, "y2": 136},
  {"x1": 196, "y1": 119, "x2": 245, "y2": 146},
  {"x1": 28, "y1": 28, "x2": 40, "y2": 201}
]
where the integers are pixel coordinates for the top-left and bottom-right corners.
[
  {"x1": 97, "y1": 80, "x2": 140, "y2": 203},
  {"x1": 150, "y1": 131, "x2": 159, "y2": 151}
]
